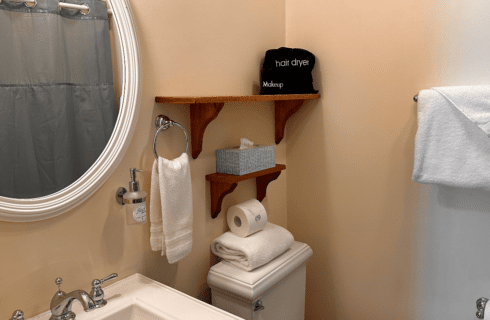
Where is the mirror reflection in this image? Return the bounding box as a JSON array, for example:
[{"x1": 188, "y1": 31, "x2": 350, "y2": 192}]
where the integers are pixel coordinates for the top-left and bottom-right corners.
[{"x1": 0, "y1": 0, "x2": 117, "y2": 198}]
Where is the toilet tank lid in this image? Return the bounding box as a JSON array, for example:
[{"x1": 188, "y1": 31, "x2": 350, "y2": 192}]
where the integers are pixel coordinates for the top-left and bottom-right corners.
[{"x1": 207, "y1": 241, "x2": 313, "y2": 302}]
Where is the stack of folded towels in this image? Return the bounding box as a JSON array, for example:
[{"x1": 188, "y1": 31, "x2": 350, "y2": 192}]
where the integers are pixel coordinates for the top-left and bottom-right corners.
[{"x1": 210, "y1": 198, "x2": 294, "y2": 271}]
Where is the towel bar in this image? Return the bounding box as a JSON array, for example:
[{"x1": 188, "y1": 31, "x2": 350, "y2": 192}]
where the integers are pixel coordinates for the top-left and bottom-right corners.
[
  {"x1": 153, "y1": 115, "x2": 189, "y2": 159},
  {"x1": 476, "y1": 297, "x2": 488, "y2": 319}
]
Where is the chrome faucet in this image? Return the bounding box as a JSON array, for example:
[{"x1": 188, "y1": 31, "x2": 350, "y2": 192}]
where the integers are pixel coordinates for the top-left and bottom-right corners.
[
  {"x1": 49, "y1": 278, "x2": 95, "y2": 320},
  {"x1": 49, "y1": 274, "x2": 118, "y2": 320}
]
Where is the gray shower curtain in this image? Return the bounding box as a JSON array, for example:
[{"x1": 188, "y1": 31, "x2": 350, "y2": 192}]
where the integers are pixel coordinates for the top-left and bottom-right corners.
[{"x1": 0, "y1": 0, "x2": 117, "y2": 198}]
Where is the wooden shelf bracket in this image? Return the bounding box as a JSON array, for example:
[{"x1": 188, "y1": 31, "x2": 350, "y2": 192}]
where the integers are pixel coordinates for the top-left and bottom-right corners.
[
  {"x1": 206, "y1": 164, "x2": 286, "y2": 219},
  {"x1": 190, "y1": 102, "x2": 224, "y2": 159},
  {"x1": 274, "y1": 99, "x2": 306, "y2": 144},
  {"x1": 256, "y1": 171, "x2": 282, "y2": 201},
  {"x1": 209, "y1": 181, "x2": 237, "y2": 219}
]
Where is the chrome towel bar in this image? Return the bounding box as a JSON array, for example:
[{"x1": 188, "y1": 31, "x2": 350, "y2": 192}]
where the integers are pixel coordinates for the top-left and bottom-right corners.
[{"x1": 153, "y1": 115, "x2": 189, "y2": 160}]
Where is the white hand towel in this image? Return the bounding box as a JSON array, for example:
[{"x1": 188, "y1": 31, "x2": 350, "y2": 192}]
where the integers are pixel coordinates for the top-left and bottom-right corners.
[
  {"x1": 150, "y1": 153, "x2": 193, "y2": 264},
  {"x1": 210, "y1": 223, "x2": 294, "y2": 271},
  {"x1": 413, "y1": 85, "x2": 490, "y2": 189}
]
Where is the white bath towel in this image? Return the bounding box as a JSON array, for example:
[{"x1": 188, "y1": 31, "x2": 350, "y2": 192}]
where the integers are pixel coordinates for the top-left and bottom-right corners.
[
  {"x1": 413, "y1": 85, "x2": 490, "y2": 188},
  {"x1": 211, "y1": 223, "x2": 294, "y2": 271},
  {"x1": 150, "y1": 153, "x2": 193, "y2": 264}
]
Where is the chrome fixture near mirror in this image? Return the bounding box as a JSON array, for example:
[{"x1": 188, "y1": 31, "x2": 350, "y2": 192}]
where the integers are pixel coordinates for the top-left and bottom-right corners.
[
  {"x1": 153, "y1": 115, "x2": 190, "y2": 159},
  {"x1": 116, "y1": 168, "x2": 147, "y2": 225},
  {"x1": 0, "y1": 0, "x2": 141, "y2": 222}
]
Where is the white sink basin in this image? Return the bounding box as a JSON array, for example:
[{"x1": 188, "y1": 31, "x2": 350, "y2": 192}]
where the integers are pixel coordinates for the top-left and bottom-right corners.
[
  {"x1": 29, "y1": 273, "x2": 243, "y2": 320},
  {"x1": 96, "y1": 303, "x2": 162, "y2": 320},
  {"x1": 94, "y1": 301, "x2": 166, "y2": 320}
]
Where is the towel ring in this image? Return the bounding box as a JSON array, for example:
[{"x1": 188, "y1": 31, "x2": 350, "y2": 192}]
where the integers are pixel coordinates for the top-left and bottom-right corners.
[{"x1": 153, "y1": 115, "x2": 189, "y2": 159}]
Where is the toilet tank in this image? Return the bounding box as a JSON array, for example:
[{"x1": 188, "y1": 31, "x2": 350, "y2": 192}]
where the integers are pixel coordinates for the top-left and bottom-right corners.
[{"x1": 207, "y1": 241, "x2": 313, "y2": 320}]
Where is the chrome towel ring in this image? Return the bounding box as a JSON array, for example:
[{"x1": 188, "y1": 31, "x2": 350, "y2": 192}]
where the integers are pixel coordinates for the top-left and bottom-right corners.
[{"x1": 153, "y1": 115, "x2": 189, "y2": 160}]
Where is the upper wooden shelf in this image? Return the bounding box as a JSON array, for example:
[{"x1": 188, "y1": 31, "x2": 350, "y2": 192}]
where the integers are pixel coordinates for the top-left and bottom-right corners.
[
  {"x1": 155, "y1": 94, "x2": 320, "y2": 104},
  {"x1": 155, "y1": 93, "x2": 321, "y2": 158}
]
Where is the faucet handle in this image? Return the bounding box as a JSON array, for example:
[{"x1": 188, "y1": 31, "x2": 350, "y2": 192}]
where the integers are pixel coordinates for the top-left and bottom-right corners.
[
  {"x1": 92, "y1": 273, "x2": 118, "y2": 286},
  {"x1": 90, "y1": 273, "x2": 118, "y2": 308},
  {"x1": 9, "y1": 310, "x2": 24, "y2": 320}
]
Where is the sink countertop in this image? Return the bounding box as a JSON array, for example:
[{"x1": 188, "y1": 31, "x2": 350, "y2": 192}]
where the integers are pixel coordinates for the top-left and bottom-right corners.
[{"x1": 29, "y1": 273, "x2": 244, "y2": 320}]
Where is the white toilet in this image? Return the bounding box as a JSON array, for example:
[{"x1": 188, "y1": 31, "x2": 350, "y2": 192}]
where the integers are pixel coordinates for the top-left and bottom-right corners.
[{"x1": 207, "y1": 241, "x2": 313, "y2": 320}]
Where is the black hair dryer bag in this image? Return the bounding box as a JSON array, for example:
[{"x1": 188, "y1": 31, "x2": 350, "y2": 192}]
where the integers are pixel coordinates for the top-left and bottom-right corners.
[{"x1": 260, "y1": 47, "x2": 318, "y2": 95}]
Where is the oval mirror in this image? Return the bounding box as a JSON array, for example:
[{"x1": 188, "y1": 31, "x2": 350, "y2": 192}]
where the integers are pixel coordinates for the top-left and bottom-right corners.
[{"x1": 0, "y1": 0, "x2": 141, "y2": 222}]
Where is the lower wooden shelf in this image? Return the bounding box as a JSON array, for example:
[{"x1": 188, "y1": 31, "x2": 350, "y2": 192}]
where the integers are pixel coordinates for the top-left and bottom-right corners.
[{"x1": 205, "y1": 164, "x2": 286, "y2": 219}]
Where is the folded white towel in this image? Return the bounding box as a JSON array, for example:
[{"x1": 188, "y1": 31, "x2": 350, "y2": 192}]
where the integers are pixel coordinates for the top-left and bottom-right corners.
[
  {"x1": 211, "y1": 223, "x2": 294, "y2": 271},
  {"x1": 413, "y1": 85, "x2": 490, "y2": 188},
  {"x1": 150, "y1": 153, "x2": 193, "y2": 264}
]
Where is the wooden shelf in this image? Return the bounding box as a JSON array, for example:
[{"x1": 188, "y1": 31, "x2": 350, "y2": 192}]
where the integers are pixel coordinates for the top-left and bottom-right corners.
[
  {"x1": 205, "y1": 164, "x2": 286, "y2": 219},
  {"x1": 155, "y1": 94, "x2": 320, "y2": 104},
  {"x1": 155, "y1": 94, "x2": 320, "y2": 158}
]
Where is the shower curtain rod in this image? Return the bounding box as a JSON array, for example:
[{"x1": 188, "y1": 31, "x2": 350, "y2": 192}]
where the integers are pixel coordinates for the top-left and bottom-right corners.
[{"x1": 7, "y1": 0, "x2": 112, "y2": 15}]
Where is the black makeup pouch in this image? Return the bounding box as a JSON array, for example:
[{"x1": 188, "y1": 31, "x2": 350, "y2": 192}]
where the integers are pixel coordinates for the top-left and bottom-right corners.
[{"x1": 260, "y1": 47, "x2": 318, "y2": 95}]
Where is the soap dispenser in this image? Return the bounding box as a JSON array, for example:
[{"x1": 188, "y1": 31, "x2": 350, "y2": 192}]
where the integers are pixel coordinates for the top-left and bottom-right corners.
[{"x1": 117, "y1": 168, "x2": 147, "y2": 225}]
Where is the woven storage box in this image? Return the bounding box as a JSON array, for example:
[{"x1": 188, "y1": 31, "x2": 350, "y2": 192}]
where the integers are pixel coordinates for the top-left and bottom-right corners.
[{"x1": 216, "y1": 145, "x2": 275, "y2": 175}]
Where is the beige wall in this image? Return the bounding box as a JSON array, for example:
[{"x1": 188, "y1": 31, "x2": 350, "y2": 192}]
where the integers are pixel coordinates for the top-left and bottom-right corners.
[
  {"x1": 285, "y1": 0, "x2": 434, "y2": 319},
  {"x1": 0, "y1": 1, "x2": 286, "y2": 318},
  {"x1": 3, "y1": 1, "x2": 462, "y2": 319}
]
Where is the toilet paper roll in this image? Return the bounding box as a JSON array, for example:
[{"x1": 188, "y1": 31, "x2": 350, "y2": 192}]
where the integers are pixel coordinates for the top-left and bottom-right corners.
[{"x1": 227, "y1": 199, "x2": 268, "y2": 237}]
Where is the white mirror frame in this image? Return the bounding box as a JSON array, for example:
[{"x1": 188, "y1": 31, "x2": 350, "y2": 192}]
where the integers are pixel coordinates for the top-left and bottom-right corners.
[{"x1": 0, "y1": 0, "x2": 141, "y2": 222}]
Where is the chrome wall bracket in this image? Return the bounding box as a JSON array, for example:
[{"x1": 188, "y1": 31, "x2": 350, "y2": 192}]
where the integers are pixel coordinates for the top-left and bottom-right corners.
[
  {"x1": 116, "y1": 187, "x2": 127, "y2": 205},
  {"x1": 9, "y1": 310, "x2": 24, "y2": 320},
  {"x1": 476, "y1": 297, "x2": 488, "y2": 319}
]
